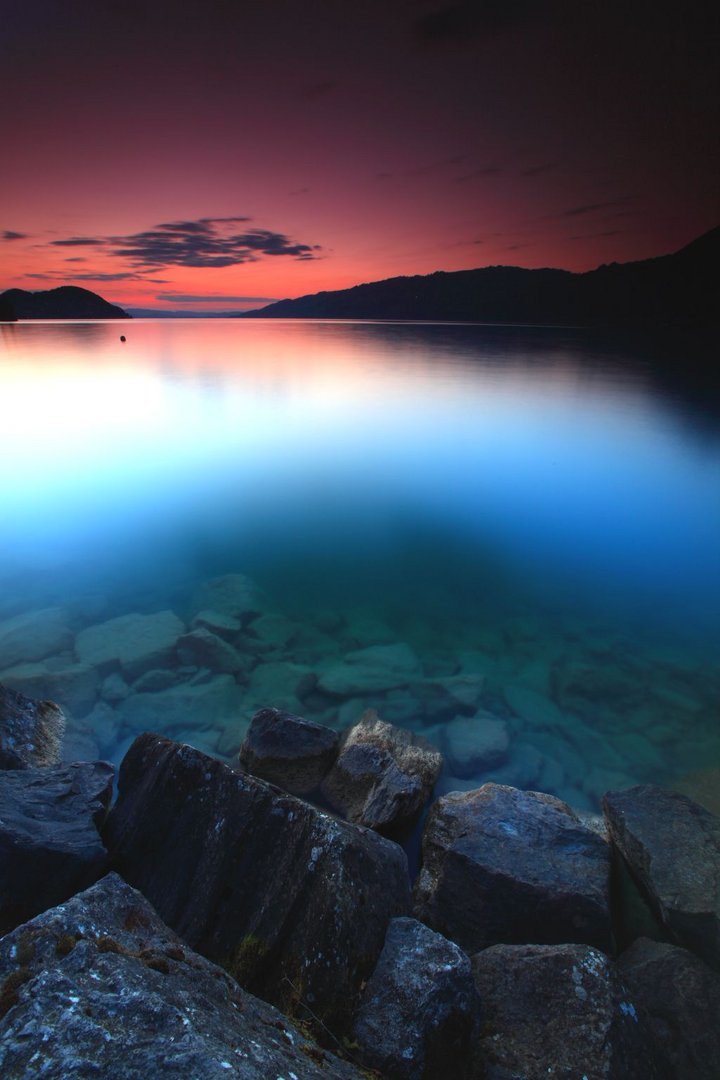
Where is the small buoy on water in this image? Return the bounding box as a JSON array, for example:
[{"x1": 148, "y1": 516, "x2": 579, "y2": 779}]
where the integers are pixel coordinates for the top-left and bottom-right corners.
[{"x1": 120, "y1": 335, "x2": 126, "y2": 342}]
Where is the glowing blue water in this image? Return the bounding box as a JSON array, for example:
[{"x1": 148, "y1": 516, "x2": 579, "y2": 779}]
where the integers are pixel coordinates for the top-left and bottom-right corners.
[{"x1": 1, "y1": 319, "x2": 718, "y2": 808}]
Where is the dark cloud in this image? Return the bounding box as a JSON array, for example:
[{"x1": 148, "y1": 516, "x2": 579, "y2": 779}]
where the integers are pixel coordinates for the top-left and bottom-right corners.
[
  {"x1": 561, "y1": 198, "x2": 636, "y2": 218},
  {"x1": 289, "y1": 187, "x2": 310, "y2": 196},
  {"x1": 156, "y1": 294, "x2": 279, "y2": 303},
  {"x1": 569, "y1": 230, "x2": 621, "y2": 240},
  {"x1": 521, "y1": 162, "x2": 558, "y2": 177},
  {"x1": 65, "y1": 257, "x2": 88, "y2": 262},
  {"x1": 454, "y1": 166, "x2": 501, "y2": 182},
  {"x1": 415, "y1": 1, "x2": 540, "y2": 43},
  {"x1": 50, "y1": 217, "x2": 321, "y2": 269},
  {"x1": 2, "y1": 230, "x2": 28, "y2": 240}
]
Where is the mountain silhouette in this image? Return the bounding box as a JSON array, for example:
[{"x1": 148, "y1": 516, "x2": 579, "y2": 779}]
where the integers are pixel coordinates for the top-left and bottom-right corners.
[
  {"x1": 243, "y1": 228, "x2": 718, "y2": 326},
  {"x1": 0, "y1": 286, "x2": 130, "y2": 320}
]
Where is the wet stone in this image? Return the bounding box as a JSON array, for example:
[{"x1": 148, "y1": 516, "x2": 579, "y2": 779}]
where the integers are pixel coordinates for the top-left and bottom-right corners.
[
  {"x1": 617, "y1": 937, "x2": 720, "y2": 1080},
  {"x1": 176, "y1": 627, "x2": 244, "y2": 674},
  {"x1": 75, "y1": 610, "x2": 186, "y2": 680},
  {"x1": 320, "y1": 709, "x2": 443, "y2": 837},
  {"x1": 471, "y1": 943, "x2": 659, "y2": 1079},
  {"x1": 0, "y1": 873, "x2": 366, "y2": 1080},
  {"x1": 102, "y1": 734, "x2": 411, "y2": 1035},
  {"x1": 115, "y1": 674, "x2": 242, "y2": 736},
  {"x1": 603, "y1": 785, "x2": 720, "y2": 970},
  {"x1": 0, "y1": 681, "x2": 66, "y2": 769},
  {"x1": 0, "y1": 760, "x2": 113, "y2": 934},
  {"x1": 0, "y1": 659, "x2": 99, "y2": 718},
  {"x1": 239, "y1": 707, "x2": 339, "y2": 795},
  {"x1": 353, "y1": 916, "x2": 477, "y2": 1080},
  {"x1": 414, "y1": 783, "x2": 612, "y2": 953}
]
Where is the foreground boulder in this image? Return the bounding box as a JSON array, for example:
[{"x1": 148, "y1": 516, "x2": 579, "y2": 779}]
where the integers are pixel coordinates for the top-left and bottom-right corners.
[
  {"x1": 321, "y1": 710, "x2": 443, "y2": 837},
  {"x1": 0, "y1": 874, "x2": 365, "y2": 1079},
  {"x1": 0, "y1": 760, "x2": 113, "y2": 934},
  {"x1": 471, "y1": 943, "x2": 658, "y2": 1079},
  {"x1": 353, "y1": 916, "x2": 477, "y2": 1079},
  {"x1": 103, "y1": 734, "x2": 411, "y2": 1033},
  {"x1": 617, "y1": 937, "x2": 720, "y2": 1080},
  {"x1": 0, "y1": 681, "x2": 66, "y2": 768},
  {"x1": 239, "y1": 707, "x2": 339, "y2": 795},
  {"x1": 414, "y1": 784, "x2": 611, "y2": 953},
  {"x1": 603, "y1": 785, "x2": 720, "y2": 969}
]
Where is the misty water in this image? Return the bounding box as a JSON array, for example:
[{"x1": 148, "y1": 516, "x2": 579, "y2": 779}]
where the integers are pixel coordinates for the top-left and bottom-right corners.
[{"x1": 1, "y1": 318, "x2": 718, "y2": 812}]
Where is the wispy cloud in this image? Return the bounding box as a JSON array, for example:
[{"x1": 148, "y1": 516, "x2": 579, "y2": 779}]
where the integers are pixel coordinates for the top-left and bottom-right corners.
[
  {"x1": 49, "y1": 217, "x2": 321, "y2": 270},
  {"x1": 521, "y1": 162, "x2": 558, "y2": 177},
  {"x1": 454, "y1": 166, "x2": 501, "y2": 182},
  {"x1": 2, "y1": 230, "x2": 28, "y2": 240},
  {"x1": 560, "y1": 198, "x2": 636, "y2": 218}
]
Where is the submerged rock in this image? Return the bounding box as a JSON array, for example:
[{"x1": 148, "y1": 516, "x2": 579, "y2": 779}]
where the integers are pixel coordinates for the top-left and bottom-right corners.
[
  {"x1": 75, "y1": 610, "x2": 186, "y2": 680},
  {"x1": 617, "y1": 937, "x2": 720, "y2": 1080},
  {"x1": 603, "y1": 785, "x2": 720, "y2": 970},
  {"x1": 115, "y1": 674, "x2": 242, "y2": 736},
  {"x1": 353, "y1": 916, "x2": 477, "y2": 1080},
  {"x1": 0, "y1": 606, "x2": 73, "y2": 669},
  {"x1": 191, "y1": 574, "x2": 263, "y2": 621},
  {"x1": 414, "y1": 783, "x2": 611, "y2": 953},
  {"x1": 320, "y1": 709, "x2": 443, "y2": 837},
  {"x1": 442, "y1": 712, "x2": 510, "y2": 777},
  {"x1": 0, "y1": 659, "x2": 99, "y2": 718},
  {"x1": 0, "y1": 760, "x2": 113, "y2": 934},
  {"x1": 0, "y1": 681, "x2": 66, "y2": 769},
  {"x1": 318, "y1": 642, "x2": 423, "y2": 695},
  {"x1": 103, "y1": 734, "x2": 411, "y2": 1033},
  {"x1": 0, "y1": 873, "x2": 365, "y2": 1079},
  {"x1": 239, "y1": 707, "x2": 339, "y2": 795},
  {"x1": 471, "y1": 943, "x2": 658, "y2": 1079},
  {"x1": 176, "y1": 627, "x2": 245, "y2": 674}
]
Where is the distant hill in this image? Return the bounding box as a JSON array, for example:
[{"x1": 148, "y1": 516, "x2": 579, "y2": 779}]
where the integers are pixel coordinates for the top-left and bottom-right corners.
[
  {"x1": 243, "y1": 227, "x2": 719, "y2": 326},
  {"x1": 0, "y1": 286, "x2": 130, "y2": 320}
]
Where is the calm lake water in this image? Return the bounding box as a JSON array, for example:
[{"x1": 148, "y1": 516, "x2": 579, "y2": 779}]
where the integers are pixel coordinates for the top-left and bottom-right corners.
[{"x1": 1, "y1": 318, "x2": 718, "y2": 811}]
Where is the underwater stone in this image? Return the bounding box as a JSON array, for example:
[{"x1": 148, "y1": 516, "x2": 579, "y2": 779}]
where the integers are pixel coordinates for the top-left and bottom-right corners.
[
  {"x1": 0, "y1": 681, "x2": 66, "y2": 769},
  {"x1": 75, "y1": 610, "x2": 186, "y2": 680},
  {"x1": 414, "y1": 783, "x2": 612, "y2": 953},
  {"x1": 320, "y1": 709, "x2": 443, "y2": 837},
  {"x1": 318, "y1": 642, "x2": 423, "y2": 695},
  {"x1": 0, "y1": 606, "x2": 73, "y2": 669},
  {"x1": 616, "y1": 937, "x2": 720, "y2": 1080},
  {"x1": 242, "y1": 660, "x2": 317, "y2": 713},
  {"x1": 603, "y1": 785, "x2": 720, "y2": 970},
  {"x1": 103, "y1": 734, "x2": 411, "y2": 1034},
  {"x1": 191, "y1": 608, "x2": 243, "y2": 637},
  {"x1": 442, "y1": 712, "x2": 510, "y2": 777},
  {"x1": 100, "y1": 670, "x2": 131, "y2": 703},
  {"x1": 353, "y1": 916, "x2": 477, "y2": 1080},
  {"x1": 0, "y1": 659, "x2": 99, "y2": 718},
  {"x1": 471, "y1": 943, "x2": 659, "y2": 1079},
  {"x1": 0, "y1": 873, "x2": 365, "y2": 1080},
  {"x1": 191, "y1": 574, "x2": 264, "y2": 621},
  {"x1": 0, "y1": 760, "x2": 113, "y2": 934},
  {"x1": 177, "y1": 627, "x2": 244, "y2": 674},
  {"x1": 115, "y1": 674, "x2": 242, "y2": 736},
  {"x1": 244, "y1": 612, "x2": 300, "y2": 651},
  {"x1": 239, "y1": 706, "x2": 339, "y2": 795}
]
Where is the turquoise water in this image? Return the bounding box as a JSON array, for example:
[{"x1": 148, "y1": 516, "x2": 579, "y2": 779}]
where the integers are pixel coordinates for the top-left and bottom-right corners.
[{"x1": 1, "y1": 318, "x2": 718, "y2": 810}]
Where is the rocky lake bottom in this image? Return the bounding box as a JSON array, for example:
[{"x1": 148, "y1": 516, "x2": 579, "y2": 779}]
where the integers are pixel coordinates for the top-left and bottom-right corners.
[{"x1": 0, "y1": 564, "x2": 717, "y2": 816}]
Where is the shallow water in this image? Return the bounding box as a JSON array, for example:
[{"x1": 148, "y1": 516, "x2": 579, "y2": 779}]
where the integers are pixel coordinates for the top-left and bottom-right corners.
[{"x1": 1, "y1": 318, "x2": 718, "y2": 810}]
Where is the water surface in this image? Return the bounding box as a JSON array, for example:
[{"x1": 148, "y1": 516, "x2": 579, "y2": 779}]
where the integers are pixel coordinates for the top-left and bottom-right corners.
[{"x1": 1, "y1": 319, "x2": 718, "y2": 810}]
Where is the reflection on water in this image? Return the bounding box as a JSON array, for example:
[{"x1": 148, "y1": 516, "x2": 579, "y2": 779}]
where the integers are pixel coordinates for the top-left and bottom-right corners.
[{"x1": 1, "y1": 319, "x2": 718, "y2": 810}]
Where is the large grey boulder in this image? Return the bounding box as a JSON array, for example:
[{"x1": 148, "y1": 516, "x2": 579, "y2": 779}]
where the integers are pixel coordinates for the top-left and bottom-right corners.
[
  {"x1": 318, "y1": 642, "x2": 423, "y2": 695},
  {"x1": 75, "y1": 610, "x2": 186, "y2": 680},
  {"x1": 0, "y1": 874, "x2": 365, "y2": 1079},
  {"x1": 414, "y1": 783, "x2": 611, "y2": 953},
  {"x1": 239, "y1": 706, "x2": 339, "y2": 795},
  {"x1": 0, "y1": 606, "x2": 72, "y2": 669},
  {"x1": 321, "y1": 710, "x2": 443, "y2": 837},
  {"x1": 603, "y1": 785, "x2": 720, "y2": 969},
  {"x1": 0, "y1": 760, "x2": 113, "y2": 933},
  {"x1": 353, "y1": 916, "x2": 477, "y2": 1079},
  {"x1": 0, "y1": 681, "x2": 66, "y2": 769},
  {"x1": 617, "y1": 937, "x2": 720, "y2": 1080},
  {"x1": 103, "y1": 734, "x2": 411, "y2": 1033},
  {"x1": 471, "y1": 943, "x2": 659, "y2": 1079}
]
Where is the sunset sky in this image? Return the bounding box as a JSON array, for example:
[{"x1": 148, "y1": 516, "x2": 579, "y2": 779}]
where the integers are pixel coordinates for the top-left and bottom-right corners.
[{"x1": 1, "y1": 0, "x2": 717, "y2": 312}]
